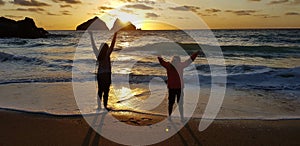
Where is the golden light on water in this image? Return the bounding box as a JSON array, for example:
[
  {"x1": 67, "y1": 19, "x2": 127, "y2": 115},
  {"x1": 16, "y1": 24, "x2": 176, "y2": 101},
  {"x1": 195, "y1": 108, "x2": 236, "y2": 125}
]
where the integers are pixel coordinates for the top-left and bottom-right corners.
[
  {"x1": 141, "y1": 21, "x2": 179, "y2": 30},
  {"x1": 114, "y1": 87, "x2": 132, "y2": 99},
  {"x1": 110, "y1": 85, "x2": 151, "y2": 110},
  {"x1": 119, "y1": 42, "x2": 130, "y2": 48}
]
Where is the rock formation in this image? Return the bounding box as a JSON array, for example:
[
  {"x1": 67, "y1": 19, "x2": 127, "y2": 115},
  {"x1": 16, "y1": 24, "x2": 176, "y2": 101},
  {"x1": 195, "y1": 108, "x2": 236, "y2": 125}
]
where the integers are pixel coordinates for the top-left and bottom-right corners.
[
  {"x1": 111, "y1": 18, "x2": 137, "y2": 31},
  {"x1": 0, "y1": 17, "x2": 48, "y2": 38},
  {"x1": 76, "y1": 17, "x2": 109, "y2": 31}
]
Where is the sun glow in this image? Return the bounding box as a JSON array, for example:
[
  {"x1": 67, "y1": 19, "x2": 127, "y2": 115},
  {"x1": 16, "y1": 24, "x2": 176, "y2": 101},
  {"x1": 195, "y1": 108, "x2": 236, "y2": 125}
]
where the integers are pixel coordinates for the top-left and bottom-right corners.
[
  {"x1": 110, "y1": 11, "x2": 143, "y2": 29},
  {"x1": 141, "y1": 21, "x2": 179, "y2": 30}
]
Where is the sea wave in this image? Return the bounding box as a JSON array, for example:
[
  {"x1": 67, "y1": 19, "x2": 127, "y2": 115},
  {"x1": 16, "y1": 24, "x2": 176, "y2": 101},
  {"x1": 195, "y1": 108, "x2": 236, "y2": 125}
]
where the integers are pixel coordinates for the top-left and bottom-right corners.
[
  {"x1": 1, "y1": 51, "x2": 299, "y2": 92},
  {"x1": 0, "y1": 51, "x2": 46, "y2": 64},
  {"x1": 0, "y1": 52, "x2": 73, "y2": 71},
  {"x1": 126, "y1": 42, "x2": 300, "y2": 58}
]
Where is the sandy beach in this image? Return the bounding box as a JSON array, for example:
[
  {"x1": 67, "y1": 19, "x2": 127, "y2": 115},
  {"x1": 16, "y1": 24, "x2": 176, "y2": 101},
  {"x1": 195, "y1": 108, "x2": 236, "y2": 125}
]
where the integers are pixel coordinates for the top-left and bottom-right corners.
[
  {"x1": 0, "y1": 82, "x2": 299, "y2": 145},
  {"x1": 0, "y1": 109, "x2": 299, "y2": 146},
  {"x1": 0, "y1": 0, "x2": 300, "y2": 144}
]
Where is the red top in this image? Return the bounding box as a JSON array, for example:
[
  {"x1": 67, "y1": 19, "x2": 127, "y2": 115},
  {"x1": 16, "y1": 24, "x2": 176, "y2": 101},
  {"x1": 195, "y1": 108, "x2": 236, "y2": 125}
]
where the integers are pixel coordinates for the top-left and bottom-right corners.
[{"x1": 158, "y1": 52, "x2": 199, "y2": 89}]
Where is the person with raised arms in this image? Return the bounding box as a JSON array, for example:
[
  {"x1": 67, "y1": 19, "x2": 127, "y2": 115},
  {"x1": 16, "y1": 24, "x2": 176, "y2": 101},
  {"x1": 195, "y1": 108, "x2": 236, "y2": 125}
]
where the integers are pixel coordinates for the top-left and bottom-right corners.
[
  {"x1": 158, "y1": 51, "x2": 200, "y2": 120},
  {"x1": 88, "y1": 31, "x2": 118, "y2": 111}
]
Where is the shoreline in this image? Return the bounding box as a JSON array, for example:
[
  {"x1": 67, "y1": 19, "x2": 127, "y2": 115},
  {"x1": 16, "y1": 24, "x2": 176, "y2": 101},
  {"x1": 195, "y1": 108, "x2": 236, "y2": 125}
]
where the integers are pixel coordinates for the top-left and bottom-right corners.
[
  {"x1": 1, "y1": 107, "x2": 300, "y2": 121},
  {"x1": 1, "y1": 109, "x2": 300, "y2": 145},
  {"x1": 46, "y1": 28, "x2": 300, "y2": 31}
]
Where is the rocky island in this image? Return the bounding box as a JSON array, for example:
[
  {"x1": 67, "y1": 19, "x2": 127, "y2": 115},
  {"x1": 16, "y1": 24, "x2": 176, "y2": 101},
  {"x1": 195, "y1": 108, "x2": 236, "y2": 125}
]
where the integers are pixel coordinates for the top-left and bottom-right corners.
[
  {"x1": 76, "y1": 17, "x2": 138, "y2": 31},
  {"x1": 0, "y1": 17, "x2": 48, "y2": 38},
  {"x1": 76, "y1": 17, "x2": 109, "y2": 31},
  {"x1": 111, "y1": 18, "x2": 137, "y2": 31}
]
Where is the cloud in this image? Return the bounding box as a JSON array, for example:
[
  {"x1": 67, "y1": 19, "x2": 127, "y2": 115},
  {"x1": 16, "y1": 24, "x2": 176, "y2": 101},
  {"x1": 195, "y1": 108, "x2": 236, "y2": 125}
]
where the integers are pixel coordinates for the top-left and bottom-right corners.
[
  {"x1": 0, "y1": 0, "x2": 5, "y2": 5},
  {"x1": 120, "y1": 8, "x2": 134, "y2": 13},
  {"x1": 145, "y1": 12, "x2": 159, "y2": 18},
  {"x1": 169, "y1": 5, "x2": 200, "y2": 12},
  {"x1": 290, "y1": 0, "x2": 300, "y2": 4},
  {"x1": 118, "y1": 0, "x2": 155, "y2": 4},
  {"x1": 13, "y1": 0, "x2": 50, "y2": 6},
  {"x1": 98, "y1": 6, "x2": 114, "y2": 10},
  {"x1": 118, "y1": 0, "x2": 136, "y2": 2},
  {"x1": 125, "y1": 4, "x2": 153, "y2": 10},
  {"x1": 98, "y1": 6, "x2": 115, "y2": 14},
  {"x1": 46, "y1": 12, "x2": 60, "y2": 16},
  {"x1": 268, "y1": 0, "x2": 288, "y2": 5},
  {"x1": 205, "y1": 8, "x2": 221, "y2": 13},
  {"x1": 225, "y1": 10, "x2": 257, "y2": 15},
  {"x1": 177, "y1": 16, "x2": 187, "y2": 19},
  {"x1": 197, "y1": 12, "x2": 211, "y2": 17},
  {"x1": 16, "y1": 7, "x2": 45, "y2": 13},
  {"x1": 4, "y1": 15, "x2": 23, "y2": 19},
  {"x1": 52, "y1": 0, "x2": 81, "y2": 4},
  {"x1": 285, "y1": 12, "x2": 300, "y2": 15},
  {"x1": 118, "y1": 0, "x2": 164, "y2": 4},
  {"x1": 60, "y1": 10, "x2": 72, "y2": 15},
  {"x1": 254, "y1": 14, "x2": 280, "y2": 18},
  {"x1": 60, "y1": 4, "x2": 72, "y2": 8}
]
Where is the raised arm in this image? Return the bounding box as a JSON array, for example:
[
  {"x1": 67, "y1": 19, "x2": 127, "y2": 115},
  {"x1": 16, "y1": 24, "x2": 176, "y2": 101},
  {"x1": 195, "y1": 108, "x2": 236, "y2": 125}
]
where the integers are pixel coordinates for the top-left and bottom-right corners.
[
  {"x1": 88, "y1": 31, "x2": 100, "y2": 57},
  {"x1": 108, "y1": 32, "x2": 118, "y2": 55},
  {"x1": 182, "y1": 51, "x2": 200, "y2": 67},
  {"x1": 157, "y1": 56, "x2": 169, "y2": 68}
]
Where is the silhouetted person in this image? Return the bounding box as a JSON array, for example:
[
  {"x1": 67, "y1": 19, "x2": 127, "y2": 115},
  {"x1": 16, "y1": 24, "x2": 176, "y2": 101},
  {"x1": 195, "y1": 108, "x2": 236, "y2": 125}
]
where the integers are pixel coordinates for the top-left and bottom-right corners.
[
  {"x1": 89, "y1": 31, "x2": 117, "y2": 110},
  {"x1": 158, "y1": 51, "x2": 200, "y2": 119}
]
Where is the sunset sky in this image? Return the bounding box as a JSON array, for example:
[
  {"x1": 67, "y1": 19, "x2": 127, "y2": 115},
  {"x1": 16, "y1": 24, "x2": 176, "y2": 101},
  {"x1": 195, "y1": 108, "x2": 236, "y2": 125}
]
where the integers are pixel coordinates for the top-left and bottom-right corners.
[{"x1": 0, "y1": 0, "x2": 300, "y2": 30}]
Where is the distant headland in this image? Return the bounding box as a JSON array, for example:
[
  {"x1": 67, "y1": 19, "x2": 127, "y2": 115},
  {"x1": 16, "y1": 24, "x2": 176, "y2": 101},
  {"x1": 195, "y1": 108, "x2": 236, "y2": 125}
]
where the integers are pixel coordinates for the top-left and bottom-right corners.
[{"x1": 0, "y1": 17, "x2": 48, "y2": 38}]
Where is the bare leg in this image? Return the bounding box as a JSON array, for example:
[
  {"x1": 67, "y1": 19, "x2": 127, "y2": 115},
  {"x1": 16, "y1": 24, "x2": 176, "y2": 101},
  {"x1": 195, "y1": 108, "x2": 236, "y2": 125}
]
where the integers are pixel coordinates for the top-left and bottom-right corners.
[
  {"x1": 177, "y1": 90, "x2": 184, "y2": 121},
  {"x1": 103, "y1": 85, "x2": 110, "y2": 110},
  {"x1": 97, "y1": 75, "x2": 102, "y2": 110},
  {"x1": 97, "y1": 90, "x2": 103, "y2": 109}
]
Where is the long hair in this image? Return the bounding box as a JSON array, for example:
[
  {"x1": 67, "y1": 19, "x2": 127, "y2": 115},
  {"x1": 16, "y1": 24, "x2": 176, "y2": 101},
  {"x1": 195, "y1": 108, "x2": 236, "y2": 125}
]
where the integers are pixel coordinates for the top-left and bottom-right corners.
[{"x1": 98, "y1": 43, "x2": 109, "y2": 61}]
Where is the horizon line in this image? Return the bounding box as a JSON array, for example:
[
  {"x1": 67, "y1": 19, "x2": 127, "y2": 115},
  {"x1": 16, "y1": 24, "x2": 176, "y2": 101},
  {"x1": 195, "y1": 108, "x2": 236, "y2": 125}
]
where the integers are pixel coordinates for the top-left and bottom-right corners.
[{"x1": 46, "y1": 27, "x2": 300, "y2": 31}]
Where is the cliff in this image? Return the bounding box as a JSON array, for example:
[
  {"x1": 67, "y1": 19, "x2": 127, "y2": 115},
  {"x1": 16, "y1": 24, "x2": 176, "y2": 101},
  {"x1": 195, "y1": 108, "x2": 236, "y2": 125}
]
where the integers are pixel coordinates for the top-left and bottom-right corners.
[{"x1": 0, "y1": 17, "x2": 48, "y2": 38}]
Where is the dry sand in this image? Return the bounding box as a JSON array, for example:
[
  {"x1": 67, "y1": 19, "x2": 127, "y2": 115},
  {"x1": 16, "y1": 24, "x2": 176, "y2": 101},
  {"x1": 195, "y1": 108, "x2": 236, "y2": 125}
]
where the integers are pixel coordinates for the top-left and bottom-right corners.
[{"x1": 0, "y1": 109, "x2": 299, "y2": 146}]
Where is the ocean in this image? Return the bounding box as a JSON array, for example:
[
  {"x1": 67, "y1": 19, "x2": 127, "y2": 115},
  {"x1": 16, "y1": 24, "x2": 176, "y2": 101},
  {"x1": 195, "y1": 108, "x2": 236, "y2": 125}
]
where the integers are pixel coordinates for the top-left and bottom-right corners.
[{"x1": 0, "y1": 29, "x2": 299, "y2": 120}]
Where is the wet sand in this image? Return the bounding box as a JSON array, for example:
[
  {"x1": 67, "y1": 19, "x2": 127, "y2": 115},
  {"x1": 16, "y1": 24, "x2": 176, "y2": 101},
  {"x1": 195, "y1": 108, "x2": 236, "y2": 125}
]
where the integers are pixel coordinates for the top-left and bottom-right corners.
[{"x1": 0, "y1": 109, "x2": 299, "y2": 146}]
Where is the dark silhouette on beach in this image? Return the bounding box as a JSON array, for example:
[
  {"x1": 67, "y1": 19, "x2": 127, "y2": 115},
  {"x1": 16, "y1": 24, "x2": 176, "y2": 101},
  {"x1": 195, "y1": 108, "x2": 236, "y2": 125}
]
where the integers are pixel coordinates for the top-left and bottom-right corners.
[
  {"x1": 88, "y1": 31, "x2": 117, "y2": 110},
  {"x1": 158, "y1": 51, "x2": 200, "y2": 119}
]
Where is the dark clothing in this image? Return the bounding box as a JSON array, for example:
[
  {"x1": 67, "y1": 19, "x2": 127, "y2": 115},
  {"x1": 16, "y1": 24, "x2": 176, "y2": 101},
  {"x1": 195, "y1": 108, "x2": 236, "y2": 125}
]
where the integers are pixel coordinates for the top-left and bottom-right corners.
[
  {"x1": 96, "y1": 48, "x2": 112, "y2": 109},
  {"x1": 158, "y1": 52, "x2": 199, "y2": 117},
  {"x1": 158, "y1": 53, "x2": 198, "y2": 89},
  {"x1": 97, "y1": 72, "x2": 112, "y2": 85},
  {"x1": 168, "y1": 88, "x2": 182, "y2": 104},
  {"x1": 97, "y1": 72, "x2": 111, "y2": 109},
  {"x1": 168, "y1": 88, "x2": 184, "y2": 116},
  {"x1": 97, "y1": 53, "x2": 112, "y2": 74}
]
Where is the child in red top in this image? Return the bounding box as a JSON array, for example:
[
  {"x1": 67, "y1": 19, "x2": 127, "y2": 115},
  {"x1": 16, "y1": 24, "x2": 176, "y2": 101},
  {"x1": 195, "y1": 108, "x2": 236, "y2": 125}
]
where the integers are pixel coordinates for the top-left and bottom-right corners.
[{"x1": 158, "y1": 51, "x2": 200, "y2": 118}]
